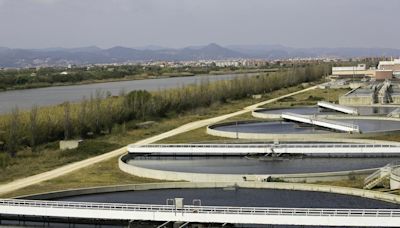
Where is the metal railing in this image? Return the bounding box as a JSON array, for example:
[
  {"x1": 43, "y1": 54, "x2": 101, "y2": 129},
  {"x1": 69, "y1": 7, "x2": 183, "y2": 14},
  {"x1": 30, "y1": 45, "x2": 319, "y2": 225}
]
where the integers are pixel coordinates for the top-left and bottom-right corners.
[
  {"x1": 129, "y1": 143, "x2": 398, "y2": 149},
  {"x1": 314, "y1": 118, "x2": 360, "y2": 131},
  {"x1": 1, "y1": 199, "x2": 400, "y2": 218},
  {"x1": 281, "y1": 112, "x2": 360, "y2": 131},
  {"x1": 364, "y1": 161, "x2": 400, "y2": 185},
  {"x1": 388, "y1": 108, "x2": 400, "y2": 117},
  {"x1": 364, "y1": 169, "x2": 385, "y2": 185},
  {"x1": 317, "y1": 101, "x2": 359, "y2": 115}
]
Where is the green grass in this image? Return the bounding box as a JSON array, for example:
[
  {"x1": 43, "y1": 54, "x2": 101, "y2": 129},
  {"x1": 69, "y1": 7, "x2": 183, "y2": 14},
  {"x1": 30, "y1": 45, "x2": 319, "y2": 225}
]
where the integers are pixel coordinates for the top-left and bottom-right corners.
[
  {"x1": 0, "y1": 109, "x2": 222, "y2": 184},
  {"x1": 314, "y1": 178, "x2": 365, "y2": 189},
  {"x1": 157, "y1": 127, "x2": 225, "y2": 144},
  {"x1": 158, "y1": 87, "x2": 357, "y2": 144},
  {"x1": 0, "y1": 83, "x2": 325, "y2": 197},
  {"x1": 4, "y1": 156, "x2": 160, "y2": 198},
  {"x1": 0, "y1": 89, "x2": 263, "y2": 184},
  {"x1": 0, "y1": 140, "x2": 121, "y2": 184},
  {"x1": 260, "y1": 88, "x2": 350, "y2": 109},
  {"x1": 367, "y1": 134, "x2": 400, "y2": 142}
]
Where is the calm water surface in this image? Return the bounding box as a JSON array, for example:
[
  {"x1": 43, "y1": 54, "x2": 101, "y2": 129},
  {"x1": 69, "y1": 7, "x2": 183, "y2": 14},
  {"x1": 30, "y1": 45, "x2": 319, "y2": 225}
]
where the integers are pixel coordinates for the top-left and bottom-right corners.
[
  {"x1": 0, "y1": 73, "x2": 255, "y2": 114},
  {"x1": 257, "y1": 106, "x2": 397, "y2": 116},
  {"x1": 214, "y1": 119, "x2": 400, "y2": 134},
  {"x1": 128, "y1": 156, "x2": 397, "y2": 174},
  {"x1": 56, "y1": 188, "x2": 399, "y2": 209}
]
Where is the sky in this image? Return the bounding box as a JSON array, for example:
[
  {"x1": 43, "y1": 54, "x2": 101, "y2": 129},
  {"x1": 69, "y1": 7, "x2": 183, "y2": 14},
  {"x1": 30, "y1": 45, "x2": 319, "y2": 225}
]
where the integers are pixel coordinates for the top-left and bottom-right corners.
[{"x1": 0, "y1": 0, "x2": 399, "y2": 49}]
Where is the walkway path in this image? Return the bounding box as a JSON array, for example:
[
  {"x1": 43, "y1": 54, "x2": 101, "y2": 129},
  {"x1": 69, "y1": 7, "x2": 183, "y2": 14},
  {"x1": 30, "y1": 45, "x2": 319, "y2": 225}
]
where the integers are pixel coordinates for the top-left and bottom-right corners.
[
  {"x1": 0, "y1": 85, "x2": 319, "y2": 196},
  {"x1": 2, "y1": 198, "x2": 400, "y2": 227}
]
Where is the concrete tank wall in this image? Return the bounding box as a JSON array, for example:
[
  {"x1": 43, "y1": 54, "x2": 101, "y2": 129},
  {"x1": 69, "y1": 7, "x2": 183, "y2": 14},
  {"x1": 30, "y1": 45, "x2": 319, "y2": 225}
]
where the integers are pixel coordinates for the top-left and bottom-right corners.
[
  {"x1": 19, "y1": 181, "x2": 400, "y2": 206},
  {"x1": 391, "y1": 96, "x2": 400, "y2": 104},
  {"x1": 119, "y1": 154, "x2": 376, "y2": 183},
  {"x1": 339, "y1": 95, "x2": 374, "y2": 106},
  {"x1": 205, "y1": 121, "x2": 396, "y2": 141}
]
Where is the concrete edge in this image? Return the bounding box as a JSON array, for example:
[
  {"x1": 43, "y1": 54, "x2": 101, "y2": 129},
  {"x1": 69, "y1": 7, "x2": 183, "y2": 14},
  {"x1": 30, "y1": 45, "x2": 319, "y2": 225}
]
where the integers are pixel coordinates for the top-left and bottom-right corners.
[
  {"x1": 19, "y1": 181, "x2": 400, "y2": 206},
  {"x1": 206, "y1": 120, "x2": 400, "y2": 142},
  {"x1": 206, "y1": 122, "x2": 363, "y2": 141},
  {"x1": 118, "y1": 154, "x2": 378, "y2": 183}
]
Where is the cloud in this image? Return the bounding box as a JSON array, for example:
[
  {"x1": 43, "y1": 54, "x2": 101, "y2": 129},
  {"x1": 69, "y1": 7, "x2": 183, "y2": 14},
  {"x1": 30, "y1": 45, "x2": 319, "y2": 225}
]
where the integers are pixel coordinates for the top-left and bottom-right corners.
[
  {"x1": 0, "y1": 0, "x2": 62, "y2": 10},
  {"x1": 0, "y1": 0, "x2": 400, "y2": 49},
  {"x1": 26, "y1": 0, "x2": 63, "y2": 4},
  {"x1": 0, "y1": 0, "x2": 7, "y2": 7}
]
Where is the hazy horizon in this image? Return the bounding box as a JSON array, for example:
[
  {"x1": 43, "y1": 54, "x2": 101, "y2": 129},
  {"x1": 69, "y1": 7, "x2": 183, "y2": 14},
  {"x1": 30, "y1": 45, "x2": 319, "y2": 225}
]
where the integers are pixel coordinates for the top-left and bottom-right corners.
[
  {"x1": 0, "y1": 0, "x2": 399, "y2": 49},
  {"x1": 3, "y1": 43, "x2": 400, "y2": 51}
]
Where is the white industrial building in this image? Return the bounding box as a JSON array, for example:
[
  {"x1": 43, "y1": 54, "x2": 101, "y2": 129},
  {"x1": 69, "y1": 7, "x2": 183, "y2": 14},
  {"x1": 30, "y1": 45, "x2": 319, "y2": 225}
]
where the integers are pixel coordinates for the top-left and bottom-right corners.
[{"x1": 378, "y1": 58, "x2": 400, "y2": 76}]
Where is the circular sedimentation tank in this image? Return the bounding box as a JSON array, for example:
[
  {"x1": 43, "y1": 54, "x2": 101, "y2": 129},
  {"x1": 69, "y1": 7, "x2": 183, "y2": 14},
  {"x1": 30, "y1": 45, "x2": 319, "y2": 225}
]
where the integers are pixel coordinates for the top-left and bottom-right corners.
[
  {"x1": 127, "y1": 155, "x2": 396, "y2": 175},
  {"x1": 15, "y1": 182, "x2": 400, "y2": 227},
  {"x1": 54, "y1": 188, "x2": 399, "y2": 209},
  {"x1": 209, "y1": 105, "x2": 400, "y2": 140},
  {"x1": 253, "y1": 106, "x2": 399, "y2": 118},
  {"x1": 209, "y1": 118, "x2": 400, "y2": 135}
]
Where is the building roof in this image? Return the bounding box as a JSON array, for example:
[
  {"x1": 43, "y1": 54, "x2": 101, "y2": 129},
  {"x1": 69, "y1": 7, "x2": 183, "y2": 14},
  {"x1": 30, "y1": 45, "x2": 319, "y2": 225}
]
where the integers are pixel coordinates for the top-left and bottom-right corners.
[
  {"x1": 332, "y1": 64, "x2": 366, "y2": 72},
  {"x1": 378, "y1": 59, "x2": 400, "y2": 68}
]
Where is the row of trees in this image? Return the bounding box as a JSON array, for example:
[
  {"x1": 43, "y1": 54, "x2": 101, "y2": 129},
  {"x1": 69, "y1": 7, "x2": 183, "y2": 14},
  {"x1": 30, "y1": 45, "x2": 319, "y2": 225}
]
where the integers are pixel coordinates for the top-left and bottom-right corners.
[
  {"x1": 0, "y1": 61, "x2": 311, "y2": 90},
  {"x1": 0, "y1": 64, "x2": 225, "y2": 89},
  {"x1": 0, "y1": 64, "x2": 331, "y2": 157}
]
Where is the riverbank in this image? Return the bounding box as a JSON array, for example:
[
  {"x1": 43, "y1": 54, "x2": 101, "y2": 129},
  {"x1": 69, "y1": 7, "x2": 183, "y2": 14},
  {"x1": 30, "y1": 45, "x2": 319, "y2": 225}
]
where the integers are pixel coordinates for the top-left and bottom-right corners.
[
  {"x1": 0, "y1": 66, "x2": 328, "y2": 158},
  {"x1": 0, "y1": 68, "x2": 276, "y2": 92},
  {"x1": 0, "y1": 83, "x2": 320, "y2": 197},
  {"x1": 7, "y1": 82, "x2": 400, "y2": 198},
  {"x1": 0, "y1": 71, "x2": 265, "y2": 115},
  {"x1": 0, "y1": 96, "x2": 257, "y2": 184}
]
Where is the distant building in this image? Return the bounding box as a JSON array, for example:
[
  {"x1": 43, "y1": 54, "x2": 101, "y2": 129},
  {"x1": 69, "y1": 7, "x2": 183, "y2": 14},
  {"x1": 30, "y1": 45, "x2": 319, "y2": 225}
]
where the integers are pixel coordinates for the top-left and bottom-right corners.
[
  {"x1": 332, "y1": 63, "x2": 393, "y2": 80},
  {"x1": 339, "y1": 80, "x2": 400, "y2": 105},
  {"x1": 374, "y1": 70, "x2": 393, "y2": 80},
  {"x1": 378, "y1": 58, "x2": 400, "y2": 76},
  {"x1": 242, "y1": 60, "x2": 268, "y2": 67},
  {"x1": 60, "y1": 71, "x2": 69, "y2": 75},
  {"x1": 332, "y1": 64, "x2": 374, "y2": 78},
  {"x1": 214, "y1": 60, "x2": 241, "y2": 67}
]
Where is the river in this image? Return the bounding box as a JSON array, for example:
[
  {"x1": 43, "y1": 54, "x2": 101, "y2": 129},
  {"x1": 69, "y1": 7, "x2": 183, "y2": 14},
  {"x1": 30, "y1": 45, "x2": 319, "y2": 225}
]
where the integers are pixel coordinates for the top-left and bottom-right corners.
[{"x1": 0, "y1": 73, "x2": 256, "y2": 114}]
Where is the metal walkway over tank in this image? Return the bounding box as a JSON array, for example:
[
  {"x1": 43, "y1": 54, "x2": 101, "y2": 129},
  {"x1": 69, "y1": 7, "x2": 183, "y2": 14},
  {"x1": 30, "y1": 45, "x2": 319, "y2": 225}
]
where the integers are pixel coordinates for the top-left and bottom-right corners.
[
  {"x1": 388, "y1": 107, "x2": 400, "y2": 118},
  {"x1": 1, "y1": 199, "x2": 400, "y2": 227},
  {"x1": 364, "y1": 162, "x2": 400, "y2": 190},
  {"x1": 127, "y1": 143, "x2": 400, "y2": 156},
  {"x1": 317, "y1": 101, "x2": 359, "y2": 115},
  {"x1": 281, "y1": 112, "x2": 360, "y2": 133}
]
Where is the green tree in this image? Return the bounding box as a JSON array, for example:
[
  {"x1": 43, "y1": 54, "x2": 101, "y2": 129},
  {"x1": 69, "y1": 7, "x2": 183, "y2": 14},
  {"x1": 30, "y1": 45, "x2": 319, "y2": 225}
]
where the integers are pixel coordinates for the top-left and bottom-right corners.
[
  {"x1": 63, "y1": 102, "x2": 72, "y2": 140},
  {"x1": 7, "y1": 107, "x2": 20, "y2": 157},
  {"x1": 29, "y1": 105, "x2": 39, "y2": 152}
]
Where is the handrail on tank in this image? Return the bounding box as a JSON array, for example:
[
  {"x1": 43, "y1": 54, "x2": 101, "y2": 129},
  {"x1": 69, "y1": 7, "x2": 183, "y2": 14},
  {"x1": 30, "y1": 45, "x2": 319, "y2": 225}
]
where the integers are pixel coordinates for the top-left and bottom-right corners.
[
  {"x1": 1, "y1": 198, "x2": 400, "y2": 217},
  {"x1": 128, "y1": 143, "x2": 398, "y2": 149}
]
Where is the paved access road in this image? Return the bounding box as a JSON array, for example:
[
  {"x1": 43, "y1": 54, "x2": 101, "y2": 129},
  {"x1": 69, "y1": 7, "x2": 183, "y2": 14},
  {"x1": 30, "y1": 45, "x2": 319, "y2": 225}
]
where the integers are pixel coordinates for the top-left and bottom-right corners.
[{"x1": 0, "y1": 85, "x2": 319, "y2": 196}]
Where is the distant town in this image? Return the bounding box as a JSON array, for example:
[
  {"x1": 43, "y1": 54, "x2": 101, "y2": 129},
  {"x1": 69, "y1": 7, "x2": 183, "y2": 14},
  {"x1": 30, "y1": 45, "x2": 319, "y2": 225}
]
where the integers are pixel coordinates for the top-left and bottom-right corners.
[
  {"x1": 1, "y1": 43, "x2": 400, "y2": 68},
  {"x1": 0, "y1": 56, "x2": 394, "y2": 71}
]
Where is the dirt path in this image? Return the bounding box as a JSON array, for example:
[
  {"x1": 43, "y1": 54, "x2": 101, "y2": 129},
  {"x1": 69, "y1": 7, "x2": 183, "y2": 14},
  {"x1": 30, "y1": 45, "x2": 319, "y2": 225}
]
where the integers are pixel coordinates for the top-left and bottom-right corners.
[{"x1": 0, "y1": 85, "x2": 320, "y2": 196}]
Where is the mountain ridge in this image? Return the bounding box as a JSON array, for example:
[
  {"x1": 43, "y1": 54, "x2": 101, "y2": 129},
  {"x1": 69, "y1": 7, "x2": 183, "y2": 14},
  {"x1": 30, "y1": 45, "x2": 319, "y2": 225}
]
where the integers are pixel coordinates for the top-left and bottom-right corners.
[{"x1": 1, "y1": 43, "x2": 400, "y2": 68}]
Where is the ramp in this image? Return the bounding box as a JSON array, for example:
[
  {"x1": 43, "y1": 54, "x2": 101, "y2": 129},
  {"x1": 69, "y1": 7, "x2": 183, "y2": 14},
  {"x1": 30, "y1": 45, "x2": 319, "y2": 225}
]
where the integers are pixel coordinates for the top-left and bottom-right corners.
[
  {"x1": 281, "y1": 112, "x2": 360, "y2": 133},
  {"x1": 388, "y1": 107, "x2": 400, "y2": 118},
  {"x1": 364, "y1": 165, "x2": 392, "y2": 189},
  {"x1": 317, "y1": 101, "x2": 359, "y2": 115},
  {"x1": 364, "y1": 162, "x2": 400, "y2": 189}
]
